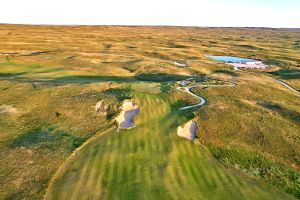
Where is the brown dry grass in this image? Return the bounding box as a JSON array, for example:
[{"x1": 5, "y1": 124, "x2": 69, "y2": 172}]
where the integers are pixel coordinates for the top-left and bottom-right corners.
[{"x1": 0, "y1": 24, "x2": 299, "y2": 199}]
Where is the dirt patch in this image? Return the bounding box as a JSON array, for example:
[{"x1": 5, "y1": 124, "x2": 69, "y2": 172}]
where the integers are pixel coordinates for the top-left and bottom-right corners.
[
  {"x1": 115, "y1": 100, "x2": 140, "y2": 129},
  {"x1": 177, "y1": 120, "x2": 197, "y2": 141},
  {"x1": 210, "y1": 101, "x2": 229, "y2": 111},
  {"x1": 0, "y1": 105, "x2": 18, "y2": 114}
]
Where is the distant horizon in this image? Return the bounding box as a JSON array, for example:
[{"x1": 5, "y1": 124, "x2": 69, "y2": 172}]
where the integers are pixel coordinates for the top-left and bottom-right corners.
[
  {"x1": 1, "y1": 23, "x2": 299, "y2": 29},
  {"x1": 1, "y1": 0, "x2": 299, "y2": 28}
]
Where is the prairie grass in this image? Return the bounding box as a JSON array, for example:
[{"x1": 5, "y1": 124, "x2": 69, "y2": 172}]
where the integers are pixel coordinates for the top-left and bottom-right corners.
[{"x1": 0, "y1": 24, "x2": 299, "y2": 199}]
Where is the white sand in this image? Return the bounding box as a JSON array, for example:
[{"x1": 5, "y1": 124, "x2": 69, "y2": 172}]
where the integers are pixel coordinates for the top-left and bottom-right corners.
[
  {"x1": 116, "y1": 100, "x2": 140, "y2": 129},
  {"x1": 95, "y1": 100, "x2": 103, "y2": 112},
  {"x1": 177, "y1": 120, "x2": 197, "y2": 141},
  {"x1": 0, "y1": 105, "x2": 18, "y2": 114},
  {"x1": 174, "y1": 61, "x2": 187, "y2": 67}
]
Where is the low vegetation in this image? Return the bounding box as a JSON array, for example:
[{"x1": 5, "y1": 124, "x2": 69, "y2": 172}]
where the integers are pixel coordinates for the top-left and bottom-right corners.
[
  {"x1": 0, "y1": 24, "x2": 299, "y2": 199},
  {"x1": 45, "y1": 92, "x2": 288, "y2": 200}
]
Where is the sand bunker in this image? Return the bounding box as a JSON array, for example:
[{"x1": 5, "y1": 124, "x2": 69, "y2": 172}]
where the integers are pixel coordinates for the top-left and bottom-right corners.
[
  {"x1": 95, "y1": 100, "x2": 103, "y2": 112},
  {"x1": 0, "y1": 105, "x2": 18, "y2": 114},
  {"x1": 174, "y1": 61, "x2": 188, "y2": 67},
  {"x1": 177, "y1": 120, "x2": 197, "y2": 141},
  {"x1": 116, "y1": 100, "x2": 140, "y2": 129}
]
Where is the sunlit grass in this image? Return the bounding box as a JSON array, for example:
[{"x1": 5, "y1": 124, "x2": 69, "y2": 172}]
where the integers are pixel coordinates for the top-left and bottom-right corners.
[{"x1": 0, "y1": 24, "x2": 299, "y2": 199}]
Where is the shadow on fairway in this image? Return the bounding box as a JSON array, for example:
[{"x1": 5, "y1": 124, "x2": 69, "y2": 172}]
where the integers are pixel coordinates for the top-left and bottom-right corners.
[
  {"x1": 269, "y1": 69, "x2": 300, "y2": 80},
  {"x1": 0, "y1": 75, "x2": 137, "y2": 84},
  {"x1": 0, "y1": 72, "x2": 27, "y2": 78},
  {"x1": 135, "y1": 73, "x2": 191, "y2": 82},
  {"x1": 213, "y1": 69, "x2": 239, "y2": 77},
  {"x1": 257, "y1": 100, "x2": 300, "y2": 127},
  {"x1": 0, "y1": 73, "x2": 193, "y2": 85},
  {"x1": 10, "y1": 127, "x2": 86, "y2": 150},
  {"x1": 103, "y1": 88, "x2": 132, "y2": 101}
]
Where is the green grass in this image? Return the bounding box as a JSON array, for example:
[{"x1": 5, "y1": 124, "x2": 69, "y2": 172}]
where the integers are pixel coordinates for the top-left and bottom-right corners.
[
  {"x1": 0, "y1": 24, "x2": 300, "y2": 199},
  {"x1": 269, "y1": 68, "x2": 300, "y2": 79},
  {"x1": 193, "y1": 75, "x2": 300, "y2": 199},
  {"x1": 210, "y1": 147, "x2": 300, "y2": 199},
  {"x1": 0, "y1": 80, "x2": 120, "y2": 199},
  {"x1": 45, "y1": 93, "x2": 289, "y2": 200}
]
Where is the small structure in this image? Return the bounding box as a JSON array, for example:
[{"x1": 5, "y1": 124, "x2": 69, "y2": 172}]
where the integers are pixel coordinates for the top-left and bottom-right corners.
[
  {"x1": 224, "y1": 57, "x2": 269, "y2": 70},
  {"x1": 179, "y1": 80, "x2": 188, "y2": 86},
  {"x1": 207, "y1": 55, "x2": 271, "y2": 69},
  {"x1": 186, "y1": 78, "x2": 195, "y2": 81},
  {"x1": 244, "y1": 61, "x2": 262, "y2": 65},
  {"x1": 232, "y1": 63, "x2": 269, "y2": 70}
]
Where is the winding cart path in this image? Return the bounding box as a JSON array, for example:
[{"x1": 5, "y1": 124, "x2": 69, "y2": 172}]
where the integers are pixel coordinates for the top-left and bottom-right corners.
[{"x1": 177, "y1": 83, "x2": 236, "y2": 110}]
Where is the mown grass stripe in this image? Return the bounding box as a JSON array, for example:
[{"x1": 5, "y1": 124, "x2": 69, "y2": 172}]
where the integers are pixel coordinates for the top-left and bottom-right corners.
[
  {"x1": 82, "y1": 146, "x2": 100, "y2": 200},
  {"x1": 104, "y1": 136, "x2": 120, "y2": 200},
  {"x1": 91, "y1": 142, "x2": 109, "y2": 200},
  {"x1": 70, "y1": 148, "x2": 94, "y2": 200},
  {"x1": 167, "y1": 163, "x2": 183, "y2": 200},
  {"x1": 80, "y1": 146, "x2": 100, "y2": 200},
  {"x1": 46, "y1": 94, "x2": 288, "y2": 200}
]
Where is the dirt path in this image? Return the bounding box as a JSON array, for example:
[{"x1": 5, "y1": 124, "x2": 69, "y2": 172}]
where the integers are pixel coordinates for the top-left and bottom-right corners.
[
  {"x1": 273, "y1": 78, "x2": 300, "y2": 95},
  {"x1": 234, "y1": 67, "x2": 300, "y2": 96}
]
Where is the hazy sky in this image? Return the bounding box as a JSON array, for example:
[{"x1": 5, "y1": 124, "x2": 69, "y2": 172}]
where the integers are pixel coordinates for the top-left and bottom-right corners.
[{"x1": 0, "y1": 0, "x2": 299, "y2": 27}]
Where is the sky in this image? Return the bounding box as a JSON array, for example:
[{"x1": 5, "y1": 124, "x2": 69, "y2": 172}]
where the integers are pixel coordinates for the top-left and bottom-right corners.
[{"x1": 0, "y1": 0, "x2": 299, "y2": 28}]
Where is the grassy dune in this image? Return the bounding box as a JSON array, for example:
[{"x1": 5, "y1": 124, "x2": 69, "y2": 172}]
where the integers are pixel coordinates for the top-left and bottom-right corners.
[
  {"x1": 0, "y1": 25, "x2": 299, "y2": 199},
  {"x1": 46, "y1": 93, "x2": 288, "y2": 200},
  {"x1": 194, "y1": 72, "x2": 300, "y2": 198}
]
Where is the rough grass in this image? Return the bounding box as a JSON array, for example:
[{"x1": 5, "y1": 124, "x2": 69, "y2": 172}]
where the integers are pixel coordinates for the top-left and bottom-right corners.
[
  {"x1": 45, "y1": 93, "x2": 289, "y2": 200},
  {"x1": 0, "y1": 24, "x2": 299, "y2": 199},
  {"x1": 193, "y1": 73, "x2": 300, "y2": 198},
  {"x1": 0, "y1": 81, "x2": 120, "y2": 199},
  {"x1": 269, "y1": 68, "x2": 300, "y2": 90},
  {"x1": 210, "y1": 147, "x2": 300, "y2": 199}
]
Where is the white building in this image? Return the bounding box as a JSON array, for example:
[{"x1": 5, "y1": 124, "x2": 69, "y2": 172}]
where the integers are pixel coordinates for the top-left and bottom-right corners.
[{"x1": 244, "y1": 61, "x2": 263, "y2": 65}]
